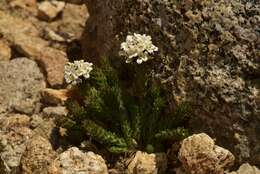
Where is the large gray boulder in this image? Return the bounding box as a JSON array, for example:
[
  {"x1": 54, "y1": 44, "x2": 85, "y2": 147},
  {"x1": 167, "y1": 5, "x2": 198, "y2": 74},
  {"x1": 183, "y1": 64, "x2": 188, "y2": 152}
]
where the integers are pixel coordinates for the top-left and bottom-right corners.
[{"x1": 81, "y1": 0, "x2": 260, "y2": 166}]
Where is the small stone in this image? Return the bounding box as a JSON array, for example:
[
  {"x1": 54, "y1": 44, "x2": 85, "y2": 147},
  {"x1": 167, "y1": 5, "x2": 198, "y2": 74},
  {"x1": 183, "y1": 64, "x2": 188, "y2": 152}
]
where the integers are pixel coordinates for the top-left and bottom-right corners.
[
  {"x1": 178, "y1": 133, "x2": 235, "y2": 174},
  {"x1": 44, "y1": 28, "x2": 66, "y2": 42},
  {"x1": 227, "y1": 163, "x2": 260, "y2": 174},
  {"x1": 0, "y1": 114, "x2": 30, "y2": 130},
  {"x1": 127, "y1": 151, "x2": 167, "y2": 174},
  {"x1": 48, "y1": 147, "x2": 108, "y2": 174},
  {"x1": 43, "y1": 106, "x2": 68, "y2": 118},
  {"x1": 0, "y1": 40, "x2": 11, "y2": 61},
  {"x1": 14, "y1": 38, "x2": 68, "y2": 87},
  {"x1": 38, "y1": 1, "x2": 65, "y2": 21},
  {"x1": 0, "y1": 114, "x2": 33, "y2": 170},
  {"x1": 30, "y1": 114, "x2": 44, "y2": 129},
  {"x1": 20, "y1": 135, "x2": 57, "y2": 174},
  {"x1": 41, "y1": 88, "x2": 71, "y2": 105},
  {"x1": 59, "y1": 127, "x2": 67, "y2": 137},
  {"x1": 12, "y1": 99, "x2": 35, "y2": 115}
]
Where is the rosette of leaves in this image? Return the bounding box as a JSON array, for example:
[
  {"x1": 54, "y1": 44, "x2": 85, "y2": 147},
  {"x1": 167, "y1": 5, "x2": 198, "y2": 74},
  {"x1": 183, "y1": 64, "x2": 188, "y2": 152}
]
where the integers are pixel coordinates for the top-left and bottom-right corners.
[{"x1": 57, "y1": 57, "x2": 190, "y2": 154}]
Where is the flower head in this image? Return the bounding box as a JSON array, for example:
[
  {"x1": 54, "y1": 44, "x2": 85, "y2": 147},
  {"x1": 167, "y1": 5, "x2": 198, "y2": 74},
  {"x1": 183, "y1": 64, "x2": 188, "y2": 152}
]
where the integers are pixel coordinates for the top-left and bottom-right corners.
[
  {"x1": 120, "y1": 33, "x2": 158, "y2": 64},
  {"x1": 64, "y1": 60, "x2": 93, "y2": 84}
]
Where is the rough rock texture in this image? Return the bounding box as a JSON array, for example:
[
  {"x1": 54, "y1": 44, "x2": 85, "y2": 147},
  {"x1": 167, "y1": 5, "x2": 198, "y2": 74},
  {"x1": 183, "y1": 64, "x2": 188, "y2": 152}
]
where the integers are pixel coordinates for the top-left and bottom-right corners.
[
  {"x1": 227, "y1": 163, "x2": 260, "y2": 174},
  {"x1": 0, "y1": 114, "x2": 33, "y2": 172},
  {"x1": 10, "y1": 0, "x2": 37, "y2": 14},
  {"x1": 38, "y1": 1, "x2": 65, "y2": 21},
  {"x1": 0, "y1": 114, "x2": 30, "y2": 128},
  {"x1": 0, "y1": 10, "x2": 68, "y2": 87},
  {"x1": 81, "y1": 0, "x2": 260, "y2": 165},
  {"x1": 43, "y1": 106, "x2": 68, "y2": 118},
  {"x1": 48, "y1": 147, "x2": 108, "y2": 174},
  {"x1": 178, "y1": 133, "x2": 235, "y2": 174},
  {"x1": 40, "y1": 2, "x2": 88, "y2": 44},
  {"x1": 59, "y1": 3, "x2": 88, "y2": 40},
  {"x1": 14, "y1": 37, "x2": 68, "y2": 87},
  {"x1": 29, "y1": 115, "x2": 59, "y2": 148},
  {"x1": 127, "y1": 151, "x2": 167, "y2": 174},
  {"x1": 20, "y1": 135, "x2": 57, "y2": 174},
  {"x1": 0, "y1": 39, "x2": 11, "y2": 61},
  {"x1": 0, "y1": 58, "x2": 45, "y2": 114}
]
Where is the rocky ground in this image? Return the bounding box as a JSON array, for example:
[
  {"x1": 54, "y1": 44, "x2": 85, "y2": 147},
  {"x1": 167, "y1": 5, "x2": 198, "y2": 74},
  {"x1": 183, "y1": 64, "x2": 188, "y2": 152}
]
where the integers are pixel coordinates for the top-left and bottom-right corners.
[
  {"x1": 0, "y1": 0, "x2": 259, "y2": 174},
  {"x1": 81, "y1": 0, "x2": 260, "y2": 170}
]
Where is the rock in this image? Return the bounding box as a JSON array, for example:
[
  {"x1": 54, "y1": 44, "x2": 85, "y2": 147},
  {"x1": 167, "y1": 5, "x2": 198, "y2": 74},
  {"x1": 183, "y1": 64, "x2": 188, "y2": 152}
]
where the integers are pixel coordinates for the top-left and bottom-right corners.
[
  {"x1": 20, "y1": 135, "x2": 57, "y2": 174},
  {"x1": 48, "y1": 147, "x2": 108, "y2": 174},
  {"x1": 14, "y1": 37, "x2": 68, "y2": 87},
  {"x1": 58, "y1": 3, "x2": 88, "y2": 40},
  {"x1": 227, "y1": 163, "x2": 260, "y2": 174},
  {"x1": 0, "y1": 39, "x2": 11, "y2": 61},
  {"x1": 41, "y1": 88, "x2": 71, "y2": 105},
  {"x1": 32, "y1": 119, "x2": 58, "y2": 146},
  {"x1": 44, "y1": 28, "x2": 66, "y2": 42},
  {"x1": 30, "y1": 114, "x2": 44, "y2": 129},
  {"x1": 0, "y1": 114, "x2": 30, "y2": 129},
  {"x1": 0, "y1": 114, "x2": 33, "y2": 171},
  {"x1": 0, "y1": 127, "x2": 32, "y2": 171},
  {"x1": 0, "y1": 58, "x2": 45, "y2": 114},
  {"x1": 178, "y1": 133, "x2": 235, "y2": 174},
  {"x1": 81, "y1": 0, "x2": 260, "y2": 165},
  {"x1": 127, "y1": 151, "x2": 167, "y2": 174},
  {"x1": 43, "y1": 106, "x2": 68, "y2": 118},
  {"x1": 0, "y1": 10, "x2": 39, "y2": 38},
  {"x1": 12, "y1": 99, "x2": 36, "y2": 115},
  {"x1": 38, "y1": 2, "x2": 88, "y2": 45},
  {"x1": 0, "y1": 11, "x2": 68, "y2": 87},
  {"x1": 10, "y1": 0, "x2": 37, "y2": 14},
  {"x1": 38, "y1": 1, "x2": 65, "y2": 21}
]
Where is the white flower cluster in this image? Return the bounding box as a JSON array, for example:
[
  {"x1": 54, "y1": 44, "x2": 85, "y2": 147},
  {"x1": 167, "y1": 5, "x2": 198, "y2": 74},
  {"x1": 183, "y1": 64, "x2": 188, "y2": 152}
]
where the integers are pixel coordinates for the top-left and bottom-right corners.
[
  {"x1": 64, "y1": 60, "x2": 93, "y2": 84},
  {"x1": 120, "y1": 33, "x2": 158, "y2": 64}
]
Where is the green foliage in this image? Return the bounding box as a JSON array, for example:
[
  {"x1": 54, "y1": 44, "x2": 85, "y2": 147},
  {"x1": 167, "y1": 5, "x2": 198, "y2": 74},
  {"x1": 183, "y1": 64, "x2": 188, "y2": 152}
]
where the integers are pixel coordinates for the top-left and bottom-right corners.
[{"x1": 58, "y1": 57, "x2": 191, "y2": 154}]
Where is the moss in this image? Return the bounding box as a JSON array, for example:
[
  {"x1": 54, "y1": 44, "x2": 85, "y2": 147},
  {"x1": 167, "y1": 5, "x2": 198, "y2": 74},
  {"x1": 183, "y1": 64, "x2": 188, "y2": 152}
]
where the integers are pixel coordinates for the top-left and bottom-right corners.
[{"x1": 57, "y1": 57, "x2": 191, "y2": 154}]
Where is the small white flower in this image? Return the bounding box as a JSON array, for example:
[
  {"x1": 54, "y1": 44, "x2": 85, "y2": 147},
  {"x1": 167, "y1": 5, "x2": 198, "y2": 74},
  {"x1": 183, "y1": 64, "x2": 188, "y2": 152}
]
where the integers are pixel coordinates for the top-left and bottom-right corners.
[
  {"x1": 64, "y1": 60, "x2": 93, "y2": 84},
  {"x1": 120, "y1": 33, "x2": 158, "y2": 64}
]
